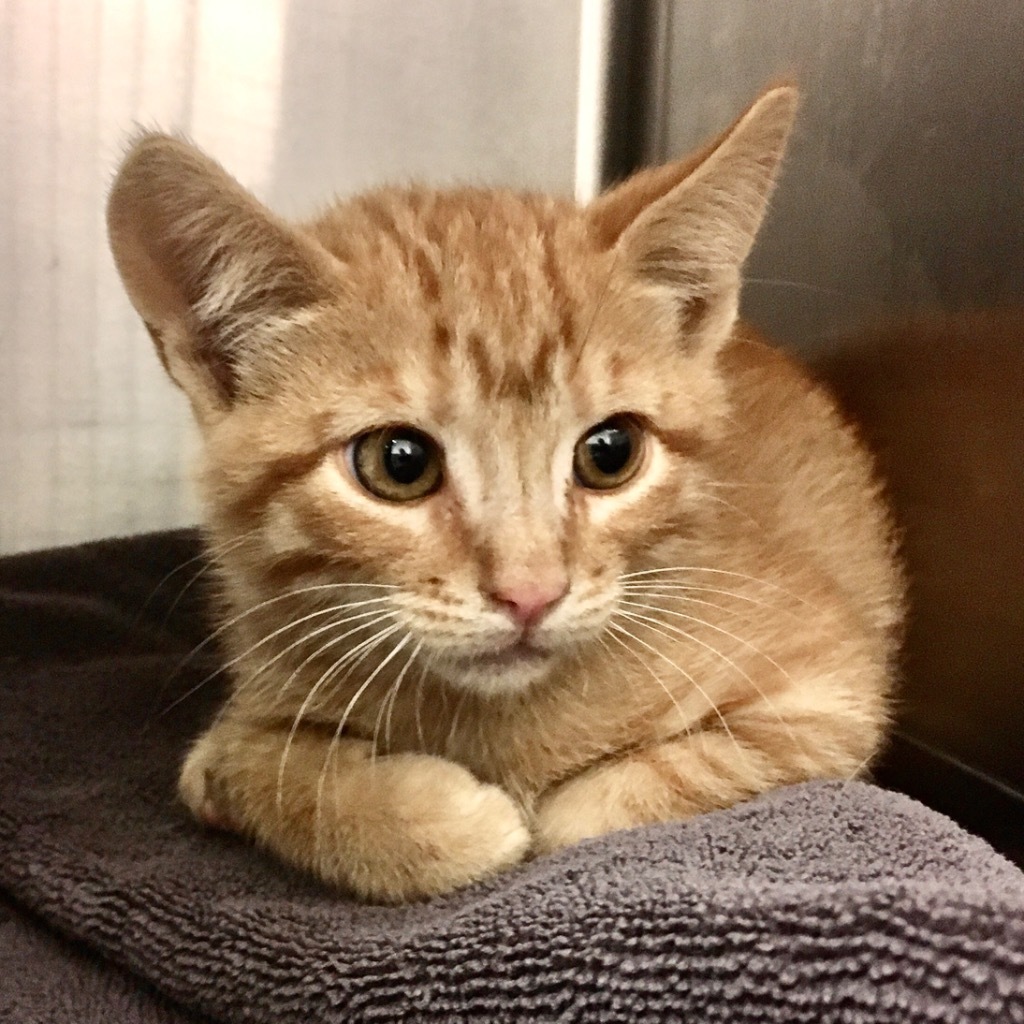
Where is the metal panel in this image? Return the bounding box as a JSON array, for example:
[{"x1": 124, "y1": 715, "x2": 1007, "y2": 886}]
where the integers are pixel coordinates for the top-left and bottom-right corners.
[{"x1": 651, "y1": 0, "x2": 1024, "y2": 351}]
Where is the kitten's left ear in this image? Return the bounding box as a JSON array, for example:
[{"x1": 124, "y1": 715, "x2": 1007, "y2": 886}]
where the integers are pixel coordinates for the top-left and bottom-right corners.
[{"x1": 587, "y1": 86, "x2": 798, "y2": 349}]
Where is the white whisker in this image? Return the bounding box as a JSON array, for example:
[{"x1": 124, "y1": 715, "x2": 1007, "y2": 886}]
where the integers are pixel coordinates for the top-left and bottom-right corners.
[
  {"x1": 621, "y1": 600, "x2": 799, "y2": 691},
  {"x1": 174, "y1": 580, "x2": 400, "y2": 676},
  {"x1": 608, "y1": 619, "x2": 746, "y2": 763},
  {"x1": 274, "y1": 621, "x2": 401, "y2": 816},
  {"x1": 412, "y1": 659, "x2": 431, "y2": 751},
  {"x1": 197, "y1": 599, "x2": 393, "y2": 697},
  {"x1": 160, "y1": 531, "x2": 269, "y2": 627},
  {"x1": 139, "y1": 531, "x2": 253, "y2": 620},
  {"x1": 312, "y1": 632, "x2": 412, "y2": 854},
  {"x1": 231, "y1": 602, "x2": 396, "y2": 704},
  {"x1": 621, "y1": 589, "x2": 747, "y2": 620},
  {"x1": 601, "y1": 627, "x2": 691, "y2": 738},
  {"x1": 163, "y1": 602, "x2": 395, "y2": 719},
  {"x1": 373, "y1": 638, "x2": 423, "y2": 758},
  {"x1": 618, "y1": 565, "x2": 814, "y2": 607},
  {"x1": 617, "y1": 602, "x2": 799, "y2": 748},
  {"x1": 621, "y1": 580, "x2": 779, "y2": 606},
  {"x1": 745, "y1": 275, "x2": 842, "y2": 296},
  {"x1": 703, "y1": 493, "x2": 765, "y2": 531},
  {"x1": 444, "y1": 689, "x2": 472, "y2": 759},
  {"x1": 250, "y1": 610, "x2": 400, "y2": 723}
]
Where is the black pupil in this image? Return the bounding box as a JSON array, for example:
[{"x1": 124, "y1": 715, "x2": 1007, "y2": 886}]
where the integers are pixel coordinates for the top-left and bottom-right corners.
[
  {"x1": 383, "y1": 434, "x2": 428, "y2": 484},
  {"x1": 586, "y1": 424, "x2": 632, "y2": 475}
]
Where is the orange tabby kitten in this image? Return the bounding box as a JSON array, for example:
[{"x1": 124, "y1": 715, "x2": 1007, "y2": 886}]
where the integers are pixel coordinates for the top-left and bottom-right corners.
[{"x1": 107, "y1": 87, "x2": 904, "y2": 902}]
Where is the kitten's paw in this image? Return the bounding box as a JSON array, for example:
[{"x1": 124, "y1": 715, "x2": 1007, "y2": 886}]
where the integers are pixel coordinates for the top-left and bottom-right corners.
[
  {"x1": 178, "y1": 731, "x2": 240, "y2": 833},
  {"x1": 178, "y1": 722, "x2": 529, "y2": 902},
  {"x1": 337, "y1": 756, "x2": 531, "y2": 902},
  {"x1": 533, "y1": 767, "x2": 642, "y2": 855}
]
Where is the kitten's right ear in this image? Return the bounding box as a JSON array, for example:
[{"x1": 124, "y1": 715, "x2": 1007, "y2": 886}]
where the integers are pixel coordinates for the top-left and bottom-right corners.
[
  {"x1": 587, "y1": 86, "x2": 798, "y2": 354},
  {"x1": 107, "y1": 133, "x2": 337, "y2": 428}
]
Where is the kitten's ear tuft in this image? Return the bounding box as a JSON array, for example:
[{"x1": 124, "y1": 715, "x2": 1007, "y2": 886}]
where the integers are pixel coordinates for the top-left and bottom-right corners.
[
  {"x1": 107, "y1": 133, "x2": 336, "y2": 426},
  {"x1": 587, "y1": 86, "x2": 798, "y2": 349}
]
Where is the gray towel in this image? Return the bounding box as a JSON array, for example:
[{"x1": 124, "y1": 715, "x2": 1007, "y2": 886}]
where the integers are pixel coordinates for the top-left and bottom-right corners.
[
  {"x1": 0, "y1": 893, "x2": 204, "y2": 1024},
  {"x1": 1, "y1": 531, "x2": 1022, "y2": 1023}
]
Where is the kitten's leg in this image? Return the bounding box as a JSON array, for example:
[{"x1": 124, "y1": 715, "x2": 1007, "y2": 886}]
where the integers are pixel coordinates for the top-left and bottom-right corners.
[
  {"x1": 179, "y1": 717, "x2": 530, "y2": 902},
  {"x1": 533, "y1": 690, "x2": 883, "y2": 853}
]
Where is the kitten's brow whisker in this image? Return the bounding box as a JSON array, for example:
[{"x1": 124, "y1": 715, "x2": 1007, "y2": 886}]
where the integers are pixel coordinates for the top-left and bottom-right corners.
[
  {"x1": 744, "y1": 276, "x2": 843, "y2": 296},
  {"x1": 703, "y1": 493, "x2": 765, "y2": 531},
  {"x1": 571, "y1": 246, "x2": 621, "y2": 368},
  {"x1": 135, "y1": 531, "x2": 254, "y2": 625},
  {"x1": 609, "y1": 619, "x2": 749, "y2": 766}
]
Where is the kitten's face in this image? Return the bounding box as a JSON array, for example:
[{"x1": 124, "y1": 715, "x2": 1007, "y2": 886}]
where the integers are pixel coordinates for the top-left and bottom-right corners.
[
  {"x1": 206, "y1": 195, "x2": 728, "y2": 693},
  {"x1": 106, "y1": 87, "x2": 797, "y2": 695}
]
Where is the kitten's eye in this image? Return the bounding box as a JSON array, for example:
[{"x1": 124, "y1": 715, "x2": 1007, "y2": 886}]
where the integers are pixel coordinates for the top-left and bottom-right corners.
[
  {"x1": 574, "y1": 415, "x2": 644, "y2": 490},
  {"x1": 349, "y1": 426, "x2": 443, "y2": 502}
]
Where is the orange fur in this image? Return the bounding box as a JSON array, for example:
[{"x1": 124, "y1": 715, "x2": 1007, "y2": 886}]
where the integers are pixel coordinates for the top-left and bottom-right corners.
[{"x1": 108, "y1": 87, "x2": 904, "y2": 902}]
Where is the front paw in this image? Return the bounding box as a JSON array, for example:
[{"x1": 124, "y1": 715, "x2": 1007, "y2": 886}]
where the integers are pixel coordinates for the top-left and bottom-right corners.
[
  {"x1": 533, "y1": 765, "x2": 645, "y2": 855},
  {"x1": 340, "y1": 755, "x2": 531, "y2": 901},
  {"x1": 179, "y1": 720, "x2": 530, "y2": 902},
  {"x1": 179, "y1": 728, "x2": 240, "y2": 833}
]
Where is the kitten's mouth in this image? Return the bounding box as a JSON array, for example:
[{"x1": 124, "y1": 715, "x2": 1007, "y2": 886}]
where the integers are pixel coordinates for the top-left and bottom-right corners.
[
  {"x1": 434, "y1": 639, "x2": 555, "y2": 694},
  {"x1": 454, "y1": 640, "x2": 548, "y2": 670}
]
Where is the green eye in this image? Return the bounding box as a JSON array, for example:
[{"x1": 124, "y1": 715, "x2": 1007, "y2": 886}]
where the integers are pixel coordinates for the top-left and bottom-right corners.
[
  {"x1": 574, "y1": 416, "x2": 644, "y2": 490},
  {"x1": 349, "y1": 426, "x2": 443, "y2": 502}
]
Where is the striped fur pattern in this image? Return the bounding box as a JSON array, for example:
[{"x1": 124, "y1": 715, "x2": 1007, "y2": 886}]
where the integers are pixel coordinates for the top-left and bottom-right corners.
[{"x1": 107, "y1": 87, "x2": 905, "y2": 902}]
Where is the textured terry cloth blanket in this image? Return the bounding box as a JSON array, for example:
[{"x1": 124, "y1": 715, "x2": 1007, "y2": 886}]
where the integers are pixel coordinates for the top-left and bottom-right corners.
[
  {"x1": 1, "y1": 532, "x2": 1023, "y2": 1024},
  {"x1": 0, "y1": 892, "x2": 206, "y2": 1024}
]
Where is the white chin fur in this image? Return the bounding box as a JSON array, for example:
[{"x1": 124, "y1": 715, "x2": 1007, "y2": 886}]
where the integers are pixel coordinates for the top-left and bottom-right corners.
[{"x1": 435, "y1": 657, "x2": 553, "y2": 697}]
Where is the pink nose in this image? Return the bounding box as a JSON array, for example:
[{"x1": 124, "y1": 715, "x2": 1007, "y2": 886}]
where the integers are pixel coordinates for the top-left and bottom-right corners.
[{"x1": 489, "y1": 581, "x2": 569, "y2": 628}]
